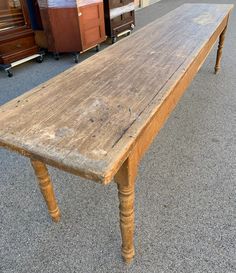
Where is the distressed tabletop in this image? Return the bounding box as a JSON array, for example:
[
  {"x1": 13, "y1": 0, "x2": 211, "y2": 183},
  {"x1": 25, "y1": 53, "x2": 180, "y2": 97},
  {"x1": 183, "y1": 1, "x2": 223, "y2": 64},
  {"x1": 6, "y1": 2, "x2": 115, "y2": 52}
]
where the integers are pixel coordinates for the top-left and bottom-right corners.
[{"x1": 0, "y1": 4, "x2": 233, "y2": 183}]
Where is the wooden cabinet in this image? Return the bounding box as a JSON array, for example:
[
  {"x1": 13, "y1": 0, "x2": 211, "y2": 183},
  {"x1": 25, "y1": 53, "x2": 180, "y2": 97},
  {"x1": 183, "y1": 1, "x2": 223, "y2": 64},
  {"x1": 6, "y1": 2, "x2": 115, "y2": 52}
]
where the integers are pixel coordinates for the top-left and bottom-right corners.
[
  {"x1": 0, "y1": 0, "x2": 38, "y2": 65},
  {"x1": 38, "y1": 0, "x2": 106, "y2": 60},
  {"x1": 103, "y1": 0, "x2": 135, "y2": 42}
]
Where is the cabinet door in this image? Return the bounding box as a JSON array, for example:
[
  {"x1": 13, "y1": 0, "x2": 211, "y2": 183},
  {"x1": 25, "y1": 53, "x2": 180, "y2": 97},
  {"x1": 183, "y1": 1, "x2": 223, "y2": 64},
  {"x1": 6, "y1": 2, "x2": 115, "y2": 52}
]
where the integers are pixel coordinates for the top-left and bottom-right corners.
[{"x1": 79, "y1": 3, "x2": 106, "y2": 51}]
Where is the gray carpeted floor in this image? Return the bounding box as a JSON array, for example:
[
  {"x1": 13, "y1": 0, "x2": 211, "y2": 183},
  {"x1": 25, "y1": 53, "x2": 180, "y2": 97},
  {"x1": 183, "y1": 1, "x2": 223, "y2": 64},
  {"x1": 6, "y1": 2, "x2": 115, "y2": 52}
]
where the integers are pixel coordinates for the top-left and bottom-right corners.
[{"x1": 0, "y1": 0, "x2": 236, "y2": 272}]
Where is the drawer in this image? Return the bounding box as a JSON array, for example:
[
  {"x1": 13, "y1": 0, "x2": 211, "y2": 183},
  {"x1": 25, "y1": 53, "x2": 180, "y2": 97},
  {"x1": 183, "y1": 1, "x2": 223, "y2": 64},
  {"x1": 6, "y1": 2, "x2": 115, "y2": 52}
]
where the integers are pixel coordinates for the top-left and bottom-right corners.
[
  {"x1": 111, "y1": 11, "x2": 134, "y2": 25},
  {"x1": 109, "y1": 0, "x2": 134, "y2": 9},
  {"x1": 0, "y1": 35, "x2": 35, "y2": 55},
  {"x1": 122, "y1": 0, "x2": 134, "y2": 5},
  {"x1": 0, "y1": 45, "x2": 38, "y2": 64}
]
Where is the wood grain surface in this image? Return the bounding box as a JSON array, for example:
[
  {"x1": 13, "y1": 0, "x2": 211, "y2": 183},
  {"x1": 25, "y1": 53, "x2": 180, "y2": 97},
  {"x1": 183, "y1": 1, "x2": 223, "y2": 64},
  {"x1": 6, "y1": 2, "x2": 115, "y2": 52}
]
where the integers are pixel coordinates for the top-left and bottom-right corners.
[{"x1": 0, "y1": 4, "x2": 233, "y2": 183}]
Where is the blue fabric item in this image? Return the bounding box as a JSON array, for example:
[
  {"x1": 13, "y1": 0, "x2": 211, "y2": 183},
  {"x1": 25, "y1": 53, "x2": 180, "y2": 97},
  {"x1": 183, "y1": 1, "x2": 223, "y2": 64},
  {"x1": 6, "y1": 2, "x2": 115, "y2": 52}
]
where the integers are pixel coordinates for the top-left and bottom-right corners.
[{"x1": 26, "y1": 0, "x2": 43, "y2": 30}]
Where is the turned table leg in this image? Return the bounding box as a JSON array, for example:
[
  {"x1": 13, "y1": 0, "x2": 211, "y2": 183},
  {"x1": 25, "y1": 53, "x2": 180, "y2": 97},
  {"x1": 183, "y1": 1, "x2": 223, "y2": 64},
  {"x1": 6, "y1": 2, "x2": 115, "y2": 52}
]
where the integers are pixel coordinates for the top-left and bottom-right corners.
[
  {"x1": 31, "y1": 159, "x2": 61, "y2": 222},
  {"x1": 114, "y1": 153, "x2": 138, "y2": 263},
  {"x1": 215, "y1": 26, "x2": 227, "y2": 74}
]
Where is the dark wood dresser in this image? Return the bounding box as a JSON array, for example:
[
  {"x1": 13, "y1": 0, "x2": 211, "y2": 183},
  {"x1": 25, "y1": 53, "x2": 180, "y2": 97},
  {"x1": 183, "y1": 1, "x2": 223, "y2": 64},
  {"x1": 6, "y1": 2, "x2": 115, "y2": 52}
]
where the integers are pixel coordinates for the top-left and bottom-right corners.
[
  {"x1": 38, "y1": 0, "x2": 106, "y2": 62},
  {"x1": 103, "y1": 0, "x2": 135, "y2": 43},
  {"x1": 0, "y1": 0, "x2": 38, "y2": 65}
]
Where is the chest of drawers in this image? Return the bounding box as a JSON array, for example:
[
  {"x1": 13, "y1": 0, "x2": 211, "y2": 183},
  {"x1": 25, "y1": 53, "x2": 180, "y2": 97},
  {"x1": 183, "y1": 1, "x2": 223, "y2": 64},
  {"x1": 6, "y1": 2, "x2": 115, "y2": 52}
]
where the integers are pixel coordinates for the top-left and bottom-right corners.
[
  {"x1": 103, "y1": 0, "x2": 135, "y2": 43},
  {"x1": 0, "y1": 0, "x2": 38, "y2": 65}
]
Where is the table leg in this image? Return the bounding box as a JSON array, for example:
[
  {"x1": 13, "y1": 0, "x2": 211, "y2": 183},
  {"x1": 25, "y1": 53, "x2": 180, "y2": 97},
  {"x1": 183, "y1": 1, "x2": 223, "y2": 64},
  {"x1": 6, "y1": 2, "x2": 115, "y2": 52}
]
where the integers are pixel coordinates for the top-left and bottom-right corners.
[
  {"x1": 215, "y1": 26, "x2": 227, "y2": 74},
  {"x1": 31, "y1": 159, "x2": 61, "y2": 222},
  {"x1": 114, "y1": 153, "x2": 138, "y2": 263}
]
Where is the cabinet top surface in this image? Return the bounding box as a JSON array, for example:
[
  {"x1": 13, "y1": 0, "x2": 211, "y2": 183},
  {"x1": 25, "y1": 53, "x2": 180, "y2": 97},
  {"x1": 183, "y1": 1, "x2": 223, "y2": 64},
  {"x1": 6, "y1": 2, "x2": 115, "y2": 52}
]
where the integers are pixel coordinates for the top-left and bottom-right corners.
[{"x1": 0, "y1": 4, "x2": 233, "y2": 183}]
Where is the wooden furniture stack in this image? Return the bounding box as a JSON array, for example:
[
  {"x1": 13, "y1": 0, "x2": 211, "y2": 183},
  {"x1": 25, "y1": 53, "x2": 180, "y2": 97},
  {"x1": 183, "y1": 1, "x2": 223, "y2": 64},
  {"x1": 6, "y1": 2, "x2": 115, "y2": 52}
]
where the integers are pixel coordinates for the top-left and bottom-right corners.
[
  {"x1": 38, "y1": 0, "x2": 106, "y2": 62},
  {"x1": 103, "y1": 0, "x2": 135, "y2": 43},
  {"x1": 0, "y1": 0, "x2": 40, "y2": 76}
]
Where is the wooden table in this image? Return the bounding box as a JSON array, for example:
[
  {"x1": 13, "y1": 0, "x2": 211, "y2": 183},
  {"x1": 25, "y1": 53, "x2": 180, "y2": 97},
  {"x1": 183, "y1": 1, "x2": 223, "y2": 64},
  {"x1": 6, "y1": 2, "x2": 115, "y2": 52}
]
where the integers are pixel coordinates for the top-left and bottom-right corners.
[{"x1": 0, "y1": 4, "x2": 233, "y2": 263}]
